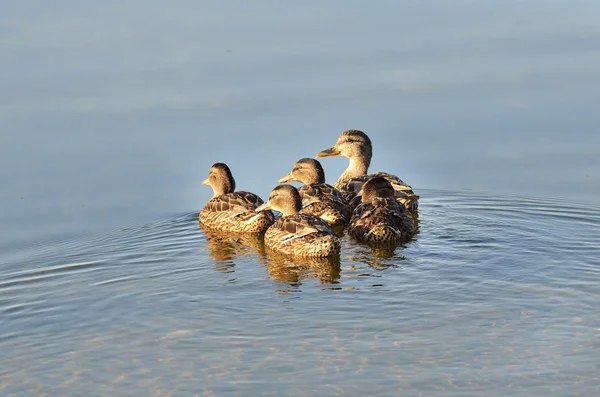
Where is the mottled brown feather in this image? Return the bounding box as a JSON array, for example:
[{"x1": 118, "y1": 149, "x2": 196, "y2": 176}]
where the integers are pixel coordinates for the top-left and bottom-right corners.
[
  {"x1": 348, "y1": 197, "x2": 416, "y2": 243},
  {"x1": 264, "y1": 213, "x2": 340, "y2": 257},
  {"x1": 200, "y1": 191, "x2": 274, "y2": 233},
  {"x1": 340, "y1": 173, "x2": 420, "y2": 212},
  {"x1": 297, "y1": 183, "x2": 351, "y2": 228}
]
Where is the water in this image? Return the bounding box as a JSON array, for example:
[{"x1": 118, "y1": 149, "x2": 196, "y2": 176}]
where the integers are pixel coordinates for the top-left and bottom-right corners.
[
  {"x1": 2, "y1": 191, "x2": 600, "y2": 395},
  {"x1": 2, "y1": 1, "x2": 600, "y2": 396}
]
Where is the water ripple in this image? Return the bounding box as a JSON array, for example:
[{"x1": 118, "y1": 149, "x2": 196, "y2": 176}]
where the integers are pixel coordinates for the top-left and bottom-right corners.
[{"x1": 1, "y1": 192, "x2": 600, "y2": 396}]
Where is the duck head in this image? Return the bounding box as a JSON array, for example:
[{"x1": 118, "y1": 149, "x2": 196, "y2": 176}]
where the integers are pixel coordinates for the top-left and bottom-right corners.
[
  {"x1": 202, "y1": 163, "x2": 235, "y2": 197},
  {"x1": 278, "y1": 158, "x2": 326, "y2": 185},
  {"x1": 255, "y1": 184, "x2": 303, "y2": 216}
]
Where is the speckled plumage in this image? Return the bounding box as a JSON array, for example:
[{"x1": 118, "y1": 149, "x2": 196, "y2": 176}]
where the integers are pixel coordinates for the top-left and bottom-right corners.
[
  {"x1": 341, "y1": 172, "x2": 420, "y2": 212},
  {"x1": 264, "y1": 213, "x2": 340, "y2": 257},
  {"x1": 200, "y1": 163, "x2": 274, "y2": 233},
  {"x1": 298, "y1": 184, "x2": 352, "y2": 228},
  {"x1": 257, "y1": 185, "x2": 341, "y2": 258},
  {"x1": 348, "y1": 197, "x2": 416, "y2": 243},
  {"x1": 200, "y1": 191, "x2": 274, "y2": 233},
  {"x1": 278, "y1": 158, "x2": 351, "y2": 229},
  {"x1": 347, "y1": 177, "x2": 417, "y2": 243}
]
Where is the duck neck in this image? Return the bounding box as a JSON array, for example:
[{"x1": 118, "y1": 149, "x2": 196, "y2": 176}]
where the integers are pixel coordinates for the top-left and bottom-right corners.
[
  {"x1": 303, "y1": 172, "x2": 324, "y2": 186},
  {"x1": 212, "y1": 177, "x2": 235, "y2": 198},
  {"x1": 336, "y1": 156, "x2": 370, "y2": 188},
  {"x1": 278, "y1": 202, "x2": 301, "y2": 217}
]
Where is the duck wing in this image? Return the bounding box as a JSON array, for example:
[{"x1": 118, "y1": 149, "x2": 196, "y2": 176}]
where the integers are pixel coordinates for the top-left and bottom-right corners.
[
  {"x1": 351, "y1": 198, "x2": 407, "y2": 227},
  {"x1": 203, "y1": 191, "x2": 264, "y2": 220},
  {"x1": 341, "y1": 173, "x2": 419, "y2": 211},
  {"x1": 298, "y1": 184, "x2": 347, "y2": 207},
  {"x1": 342, "y1": 173, "x2": 412, "y2": 193},
  {"x1": 270, "y1": 214, "x2": 333, "y2": 242}
]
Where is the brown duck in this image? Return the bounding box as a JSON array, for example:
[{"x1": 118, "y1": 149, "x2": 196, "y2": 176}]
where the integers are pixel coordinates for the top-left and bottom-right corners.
[
  {"x1": 315, "y1": 129, "x2": 419, "y2": 211},
  {"x1": 255, "y1": 185, "x2": 340, "y2": 258},
  {"x1": 200, "y1": 163, "x2": 274, "y2": 233},
  {"x1": 347, "y1": 177, "x2": 416, "y2": 243},
  {"x1": 278, "y1": 158, "x2": 351, "y2": 229}
]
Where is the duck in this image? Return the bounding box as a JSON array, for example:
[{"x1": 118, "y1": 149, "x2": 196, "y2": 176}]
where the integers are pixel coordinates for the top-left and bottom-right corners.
[
  {"x1": 255, "y1": 184, "x2": 341, "y2": 258},
  {"x1": 200, "y1": 163, "x2": 274, "y2": 233},
  {"x1": 277, "y1": 158, "x2": 351, "y2": 229},
  {"x1": 315, "y1": 129, "x2": 419, "y2": 211},
  {"x1": 347, "y1": 177, "x2": 417, "y2": 243}
]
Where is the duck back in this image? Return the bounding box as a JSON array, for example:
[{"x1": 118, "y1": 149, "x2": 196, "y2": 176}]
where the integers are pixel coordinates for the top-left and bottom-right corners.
[
  {"x1": 297, "y1": 183, "x2": 351, "y2": 229},
  {"x1": 200, "y1": 191, "x2": 274, "y2": 233},
  {"x1": 264, "y1": 213, "x2": 340, "y2": 257},
  {"x1": 348, "y1": 197, "x2": 416, "y2": 243},
  {"x1": 341, "y1": 173, "x2": 419, "y2": 212}
]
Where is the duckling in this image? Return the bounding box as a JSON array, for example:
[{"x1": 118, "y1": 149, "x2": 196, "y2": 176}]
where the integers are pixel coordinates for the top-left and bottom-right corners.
[
  {"x1": 278, "y1": 158, "x2": 351, "y2": 229},
  {"x1": 347, "y1": 177, "x2": 416, "y2": 243},
  {"x1": 315, "y1": 129, "x2": 419, "y2": 211},
  {"x1": 200, "y1": 163, "x2": 274, "y2": 233},
  {"x1": 255, "y1": 185, "x2": 340, "y2": 258}
]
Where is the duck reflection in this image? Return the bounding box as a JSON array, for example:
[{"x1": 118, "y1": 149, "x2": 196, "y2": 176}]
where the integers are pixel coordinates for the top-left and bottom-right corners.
[
  {"x1": 259, "y1": 251, "x2": 341, "y2": 286},
  {"x1": 201, "y1": 227, "x2": 266, "y2": 272},
  {"x1": 344, "y1": 236, "x2": 411, "y2": 270},
  {"x1": 345, "y1": 234, "x2": 416, "y2": 261}
]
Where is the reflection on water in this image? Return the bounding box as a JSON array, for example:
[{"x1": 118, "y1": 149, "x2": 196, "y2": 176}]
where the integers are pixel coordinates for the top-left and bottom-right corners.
[
  {"x1": 2, "y1": 191, "x2": 600, "y2": 395},
  {"x1": 346, "y1": 239, "x2": 410, "y2": 267},
  {"x1": 260, "y1": 252, "x2": 342, "y2": 288},
  {"x1": 203, "y1": 225, "x2": 343, "y2": 288},
  {"x1": 203, "y1": 227, "x2": 266, "y2": 262}
]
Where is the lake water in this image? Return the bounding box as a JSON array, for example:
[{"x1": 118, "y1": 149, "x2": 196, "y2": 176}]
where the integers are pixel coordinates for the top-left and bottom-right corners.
[{"x1": 2, "y1": 1, "x2": 600, "y2": 396}]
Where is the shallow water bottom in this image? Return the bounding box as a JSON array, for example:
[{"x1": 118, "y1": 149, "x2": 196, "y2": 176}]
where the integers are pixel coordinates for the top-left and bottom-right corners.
[{"x1": 2, "y1": 190, "x2": 600, "y2": 396}]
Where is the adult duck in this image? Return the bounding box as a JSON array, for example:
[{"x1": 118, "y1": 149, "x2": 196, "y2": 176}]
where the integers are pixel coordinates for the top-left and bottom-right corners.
[
  {"x1": 278, "y1": 158, "x2": 351, "y2": 229},
  {"x1": 315, "y1": 129, "x2": 419, "y2": 211},
  {"x1": 347, "y1": 177, "x2": 416, "y2": 243},
  {"x1": 255, "y1": 185, "x2": 340, "y2": 258},
  {"x1": 200, "y1": 163, "x2": 274, "y2": 233}
]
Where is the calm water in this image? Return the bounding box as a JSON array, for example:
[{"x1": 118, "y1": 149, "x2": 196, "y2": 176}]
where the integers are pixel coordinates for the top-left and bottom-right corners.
[
  {"x1": 2, "y1": 1, "x2": 600, "y2": 396},
  {"x1": 2, "y1": 192, "x2": 600, "y2": 395}
]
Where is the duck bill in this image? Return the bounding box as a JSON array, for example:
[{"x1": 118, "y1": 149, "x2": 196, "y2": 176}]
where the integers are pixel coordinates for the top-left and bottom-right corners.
[
  {"x1": 201, "y1": 178, "x2": 210, "y2": 185},
  {"x1": 255, "y1": 201, "x2": 272, "y2": 212},
  {"x1": 277, "y1": 172, "x2": 295, "y2": 183},
  {"x1": 315, "y1": 146, "x2": 341, "y2": 157}
]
